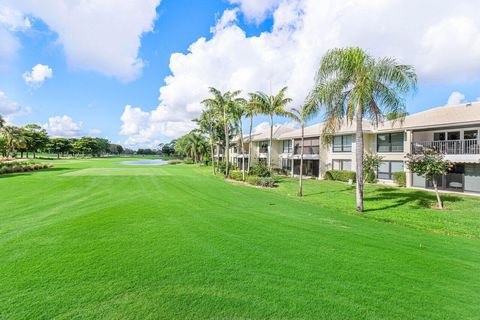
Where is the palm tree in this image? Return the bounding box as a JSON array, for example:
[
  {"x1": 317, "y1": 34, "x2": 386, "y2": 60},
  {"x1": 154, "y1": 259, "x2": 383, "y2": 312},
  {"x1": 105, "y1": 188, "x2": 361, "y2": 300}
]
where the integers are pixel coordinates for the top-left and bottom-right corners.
[
  {"x1": 245, "y1": 97, "x2": 259, "y2": 174},
  {"x1": 250, "y1": 87, "x2": 292, "y2": 169},
  {"x1": 230, "y1": 98, "x2": 247, "y2": 180},
  {"x1": 202, "y1": 87, "x2": 243, "y2": 177},
  {"x1": 288, "y1": 106, "x2": 314, "y2": 197},
  {"x1": 0, "y1": 115, "x2": 5, "y2": 130},
  {"x1": 305, "y1": 47, "x2": 417, "y2": 212},
  {"x1": 195, "y1": 107, "x2": 220, "y2": 175},
  {"x1": 3, "y1": 126, "x2": 24, "y2": 158},
  {"x1": 187, "y1": 131, "x2": 208, "y2": 164}
]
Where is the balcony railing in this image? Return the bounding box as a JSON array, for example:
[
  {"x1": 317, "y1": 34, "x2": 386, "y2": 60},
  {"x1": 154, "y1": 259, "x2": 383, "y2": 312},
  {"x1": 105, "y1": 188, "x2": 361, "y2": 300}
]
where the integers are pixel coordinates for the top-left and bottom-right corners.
[
  {"x1": 294, "y1": 146, "x2": 320, "y2": 155},
  {"x1": 412, "y1": 139, "x2": 479, "y2": 155}
]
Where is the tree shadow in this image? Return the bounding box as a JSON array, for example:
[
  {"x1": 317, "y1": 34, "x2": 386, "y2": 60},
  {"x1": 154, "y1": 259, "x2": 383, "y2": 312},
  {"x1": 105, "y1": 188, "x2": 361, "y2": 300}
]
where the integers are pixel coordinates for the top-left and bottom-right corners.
[
  {"x1": 0, "y1": 167, "x2": 71, "y2": 179},
  {"x1": 364, "y1": 189, "x2": 463, "y2": 212}
]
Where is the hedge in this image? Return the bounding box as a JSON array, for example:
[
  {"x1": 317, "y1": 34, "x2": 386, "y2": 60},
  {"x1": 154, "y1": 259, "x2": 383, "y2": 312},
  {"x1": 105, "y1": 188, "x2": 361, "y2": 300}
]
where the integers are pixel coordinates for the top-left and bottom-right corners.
[
  {"x1": 246, "y1": 176, "x2": 276, "y2": 187},
  {"x1": 0, "y1": 162, "x2": 53, "y2": 175},
  {"x1": 324, "y1": 170, "x2": 356, "y2": 182}
]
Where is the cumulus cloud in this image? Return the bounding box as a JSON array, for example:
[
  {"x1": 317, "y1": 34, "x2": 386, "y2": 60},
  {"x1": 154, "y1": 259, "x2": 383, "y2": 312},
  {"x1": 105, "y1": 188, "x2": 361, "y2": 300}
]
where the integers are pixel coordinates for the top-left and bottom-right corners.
[
  {"x1": 228, "y1": 0, "x2": 282, "y2": 23},
  {"x1": 0, "y1": 5, "x2": 30, "y2": 66},
  {"x1": 2, "y1": 1, "x2": 160, "y2": 82},
  {"x1": 121, "y1": 0, "x2": 480, "y2": 146},
  {"x1": 43, "y1": 115, "x2": 82, "y2": 138},
  {"x1": 0, "y1": 91, "x2": 31, "y2": 122},
  {"x1": 447, "y1": 91, "x2": 466, "y2": 105},
  {"x1": 23, "y1": 64, "x2": 53, "y2": 87}
]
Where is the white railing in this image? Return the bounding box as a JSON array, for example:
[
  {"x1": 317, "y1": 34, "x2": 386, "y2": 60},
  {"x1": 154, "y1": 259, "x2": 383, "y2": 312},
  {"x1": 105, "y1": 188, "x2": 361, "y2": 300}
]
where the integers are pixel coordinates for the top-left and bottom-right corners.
[{"x1": 412, "y1": 139, "x2": 479, "y2": 155}]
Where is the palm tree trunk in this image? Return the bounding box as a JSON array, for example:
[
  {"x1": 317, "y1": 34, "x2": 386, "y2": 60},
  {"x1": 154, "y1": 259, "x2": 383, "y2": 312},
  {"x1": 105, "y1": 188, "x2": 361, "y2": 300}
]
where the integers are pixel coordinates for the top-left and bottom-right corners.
[
  {"x1": 432, "y1": 179, "x2": 443, "y2": 209},
  {"x1": 297, "y1": 123, "x2": 304, "y2": 197},
  {"x1": 239, "y1": 120, "x2": 245, "y2": 181},
  {"x1": 269, "y1": 114, "x2": 273, "y2": 169},
  {"x1": 248, "y1": 116, "x2": 253, "y2": 174},
  {"x1": 355, "y1": 103, "x2": 364, "y2": 212},
  {"x1": 224, "y1": 108, "x2": 230, "y2": 178},
  {"x1": 210, "y1": 124, "x2": 216, "y2": 175}
]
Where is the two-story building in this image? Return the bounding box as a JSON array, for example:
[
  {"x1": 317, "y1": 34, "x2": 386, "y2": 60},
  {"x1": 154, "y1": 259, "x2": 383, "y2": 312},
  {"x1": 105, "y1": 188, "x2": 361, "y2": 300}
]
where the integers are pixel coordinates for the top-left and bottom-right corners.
[{"x1": 225, "y1": 102, "x2": 480, "y2": 195}]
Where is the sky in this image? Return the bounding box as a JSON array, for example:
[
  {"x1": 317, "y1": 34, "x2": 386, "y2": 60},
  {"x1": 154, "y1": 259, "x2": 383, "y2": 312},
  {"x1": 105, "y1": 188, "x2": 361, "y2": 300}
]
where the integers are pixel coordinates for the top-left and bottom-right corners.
[{"x1": 1, "y1": 0, "x2": 480, "y2": 148}]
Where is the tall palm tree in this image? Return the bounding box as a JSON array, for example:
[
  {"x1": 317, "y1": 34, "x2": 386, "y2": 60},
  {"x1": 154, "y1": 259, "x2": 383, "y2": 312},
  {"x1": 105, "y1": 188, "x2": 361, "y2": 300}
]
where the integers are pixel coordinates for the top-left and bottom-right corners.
[
  {"x1": 250, "y1": 87, "x2": 292, "y2": 169},
  {"x1": 305, "y1": 47, "x2": 417, "y2": 212},
  {"x1": 288, "y1": 106, "x2": 314, "y2": 197},
  {"x1": 187, "y1": 131, "x2": 208, "y2": 164},
  {"x1": 245, "y1": 97, "x2": 259, "y2": 173},
  {"x1": 202, "y1": 87, "x2": 243, "y2": 177},
  {"x1": 3, "y1": 125, "x2": 24, "y2": 158}
]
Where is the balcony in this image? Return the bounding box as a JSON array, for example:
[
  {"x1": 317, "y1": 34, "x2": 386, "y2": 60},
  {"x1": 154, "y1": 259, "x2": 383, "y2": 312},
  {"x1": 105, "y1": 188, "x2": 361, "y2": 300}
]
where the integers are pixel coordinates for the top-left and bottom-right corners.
[
  {"x1": 412, "y1": 139, "x2": 480, "y2": 155},
  {"x1": 294, "y1": 146, "x2": 320, "y2": 155}
]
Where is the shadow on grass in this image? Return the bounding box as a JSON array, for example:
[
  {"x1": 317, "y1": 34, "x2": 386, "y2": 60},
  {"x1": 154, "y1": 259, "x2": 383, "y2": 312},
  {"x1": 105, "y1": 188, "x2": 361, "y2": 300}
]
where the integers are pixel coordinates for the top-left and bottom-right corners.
[{"x1": 364, "y1": 189, "x2": 463, "y2": 212}]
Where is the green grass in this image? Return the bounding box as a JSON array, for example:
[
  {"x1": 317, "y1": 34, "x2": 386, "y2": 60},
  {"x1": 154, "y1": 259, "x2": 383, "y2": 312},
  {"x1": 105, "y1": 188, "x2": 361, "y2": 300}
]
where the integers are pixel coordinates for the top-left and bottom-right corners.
[{"x1": 0, "y1": 158, "x2": 479, "y2": 319}]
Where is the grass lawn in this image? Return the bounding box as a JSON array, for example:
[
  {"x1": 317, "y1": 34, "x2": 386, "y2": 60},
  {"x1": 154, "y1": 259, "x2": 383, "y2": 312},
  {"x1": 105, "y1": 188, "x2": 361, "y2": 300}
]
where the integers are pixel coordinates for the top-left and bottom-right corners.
[{"x1": 1, "y1": 158, "x2": 479, "y2": 319}]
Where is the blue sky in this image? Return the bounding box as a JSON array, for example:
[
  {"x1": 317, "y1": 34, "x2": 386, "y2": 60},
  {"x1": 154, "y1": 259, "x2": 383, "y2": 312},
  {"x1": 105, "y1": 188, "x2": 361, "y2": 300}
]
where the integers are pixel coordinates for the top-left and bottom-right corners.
[{"x1": 1, "y1": 0, "x2": 479, "y2": 147}]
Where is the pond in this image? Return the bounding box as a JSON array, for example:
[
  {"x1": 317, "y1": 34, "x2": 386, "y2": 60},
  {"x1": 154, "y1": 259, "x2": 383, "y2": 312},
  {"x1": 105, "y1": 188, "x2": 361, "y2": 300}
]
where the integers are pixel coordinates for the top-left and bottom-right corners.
[{"x1": 118, "y1": 159, "x2": 168, "y2": 166}]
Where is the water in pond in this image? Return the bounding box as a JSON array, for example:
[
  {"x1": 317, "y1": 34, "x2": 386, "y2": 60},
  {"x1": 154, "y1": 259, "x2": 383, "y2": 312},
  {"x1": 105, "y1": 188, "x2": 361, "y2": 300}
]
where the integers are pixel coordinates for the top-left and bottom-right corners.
[{"x1": 119, "y1": 159, "x2": 168, "y2": 165}]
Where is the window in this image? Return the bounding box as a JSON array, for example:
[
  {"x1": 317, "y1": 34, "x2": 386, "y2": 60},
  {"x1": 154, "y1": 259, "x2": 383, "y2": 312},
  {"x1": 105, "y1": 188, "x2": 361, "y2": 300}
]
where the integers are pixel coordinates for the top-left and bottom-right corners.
[
  {"x1": 464, "y1": 130, "x2": 478, "y2": 140},
  {"x1": 378, "y1": 161, "x2": 404, "y2": 180},
  {"x1": 281, "y1": 159, "x2": 292, "y2": 170},
  {"x1": 332, "y1": 159, "x2": 352, "y2": 171},
  {"x1": 259, "y1": 141, "x2": 269, "y2": 153},
  {"x1": 282, "y1": 140, "x2": 292, "y2": 153},
  {"x1": 294, "y1": 138, "x2": 320, "y2": 154},
  {"x1": 447, "y1": 131, "x2": 460, "y2": 140},
  {"x1": 434, "y1": 132, "x2": 445, "y2": 141},
  {"x1": 377, "y1": 132, "x2": 404, "y2": 152},
  {"x1": 333, "y1": 135, "x2": 352, "y2": 152}
]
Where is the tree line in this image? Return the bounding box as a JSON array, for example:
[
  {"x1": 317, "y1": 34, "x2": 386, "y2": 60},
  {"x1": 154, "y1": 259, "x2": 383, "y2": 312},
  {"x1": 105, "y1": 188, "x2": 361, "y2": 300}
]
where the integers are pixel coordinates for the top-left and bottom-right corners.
[{"x1": 0, "y1": 119, "x2": 125, "y2": 159}]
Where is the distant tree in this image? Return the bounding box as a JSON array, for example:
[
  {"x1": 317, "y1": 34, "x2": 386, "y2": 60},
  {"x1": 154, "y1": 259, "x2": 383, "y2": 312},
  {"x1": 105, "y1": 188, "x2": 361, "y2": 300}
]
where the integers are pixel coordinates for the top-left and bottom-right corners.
[
  {"x1": 22, "y1": 124, "x2": 49, "y2": 158},
  {"x1": 47, "y1": 138, "x2": 72, "y2": 158},
  {"x1": 406, "y1": 148, "x2": 452, "y2": 209}
]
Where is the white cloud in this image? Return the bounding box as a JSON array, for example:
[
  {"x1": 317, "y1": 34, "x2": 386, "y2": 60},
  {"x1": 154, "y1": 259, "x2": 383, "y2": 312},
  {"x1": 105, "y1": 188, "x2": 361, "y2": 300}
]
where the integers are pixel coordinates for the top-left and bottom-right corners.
[
  {"x1": 447, "y1": 91, "x2": 466, "y2": 105},
  {"x1": 121, "y1": 0, "x2": 480, "y2": 146},
  {"x1": 89, "y1": 128, "x2": 102, "y2": 135},
  {"x1": 0, "y1": 90, "x2": 21, "y2": 115},
  {"x1": 43, "y1": 115, "x2": 82, "y2": 138},
  {"x1": 254, "y1": 121, "x2": 270, "y2": 133},
  {"x1": 3, "y1": 0, "x2": 160, "y2": 82},
  {"x1": 228, "y1": 0, "x2": 282, "y2": 23},
  {"x1": 23, "y1": 64, "x2": 53, "y2": 87},
  {"x1": 0, "y1": 5, "x2": 30, "y2": 66}
]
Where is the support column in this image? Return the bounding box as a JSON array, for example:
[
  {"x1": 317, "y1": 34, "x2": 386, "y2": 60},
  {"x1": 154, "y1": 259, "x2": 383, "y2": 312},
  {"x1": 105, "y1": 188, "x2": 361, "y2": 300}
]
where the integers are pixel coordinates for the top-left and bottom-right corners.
[{"x1": 405, "y1": 130, "x2": 413, "y2": 188}]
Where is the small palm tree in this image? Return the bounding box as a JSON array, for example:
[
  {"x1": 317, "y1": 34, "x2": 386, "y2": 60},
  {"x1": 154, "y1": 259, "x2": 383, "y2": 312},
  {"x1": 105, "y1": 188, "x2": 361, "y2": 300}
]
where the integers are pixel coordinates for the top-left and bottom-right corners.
[
  {"x1": 305, "y1": 47, "x2": 417, "y2": 212},
  {"x1": 245, "y1": 97, "x2": 259, "y2": 174},
  {"x1": 250, "y1": 87, "x2": 292, "y2": 169},
  {"x1": 3, "y1": 125, "x2": 24, "y2": 158},
  {"x1": 231, "y1": 98, "x2": 247, "y2": 180},
  {"x1": 288, "y1": 105, "x2": 314, "y2": 197},
  {"x1": 195, "y1": 107, "x2": 221, "y2": 175}
]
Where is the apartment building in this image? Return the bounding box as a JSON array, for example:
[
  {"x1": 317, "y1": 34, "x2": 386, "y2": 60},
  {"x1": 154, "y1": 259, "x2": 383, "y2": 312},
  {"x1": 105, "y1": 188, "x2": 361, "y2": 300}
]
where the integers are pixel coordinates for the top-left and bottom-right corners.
[{"x1": 227, "y1": 102, "x2": 480, "y2": 194}]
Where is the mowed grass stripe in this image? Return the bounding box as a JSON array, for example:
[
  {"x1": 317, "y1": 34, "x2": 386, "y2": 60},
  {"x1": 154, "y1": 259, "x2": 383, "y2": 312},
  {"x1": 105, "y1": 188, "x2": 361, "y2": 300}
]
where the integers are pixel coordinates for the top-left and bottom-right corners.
[{"x1": 0, "y1": 158, "x2": 479, "y2": 319}]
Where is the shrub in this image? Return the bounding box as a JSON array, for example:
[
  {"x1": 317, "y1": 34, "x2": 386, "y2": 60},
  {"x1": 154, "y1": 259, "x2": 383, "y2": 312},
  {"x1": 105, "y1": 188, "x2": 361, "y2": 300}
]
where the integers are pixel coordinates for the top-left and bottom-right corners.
[
  {"x1": 247, "y1": 175, "x2": 276, "y2": 187},
  {"x1": 363, "y1": 153, "x2": 383, "y2": 184},
  {"x1": 12, "y1": 165, "x2": 24, "y2": 173},
  {"x1": 272, "y1": 167, "x2": 290, "y2": 176},
  {"x1": 365, "y1": 171, "x2": 377, "y2": 184},
  {"x1": 393, "y1": 171, "x2": 406, "y2": 187},
  {"x1": 249, "y1": 162, "x2": 271, "y2": 177},
  {"x1": 183, "y1": 158, "x2": 194, "y2": 164},
  {"x1": 167, "y1": 160, "x2": 183, "y2": 165},
  {"x1": 229, "y1": 171, "x2": 244, "y2": 181},
  {"x1": 218, "y1": 162, "x2": 236, "y2": 175},
  {"x1": 324, "y1": 170, "x2": 356, "y2": 182}
]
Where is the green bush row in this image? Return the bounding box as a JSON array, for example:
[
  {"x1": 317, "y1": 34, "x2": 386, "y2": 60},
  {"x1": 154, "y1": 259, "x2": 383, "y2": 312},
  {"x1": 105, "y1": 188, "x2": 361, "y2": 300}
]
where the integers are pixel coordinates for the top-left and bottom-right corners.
[
  {"x1": 0, "y1": 163, "x2": 53, "y2": 175},
  {"x1": 0, "y1": 160, "x2": 36, "y2": 168},
  {"x1": 246, "y1": 176, "x2": 276, "y2": 188},
  {"x1": 324, "y1": 170, "x2": 356, "y2": 182},
  {"x1": 229, "y1": 171, "x2": 244, "y2": 181}
]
